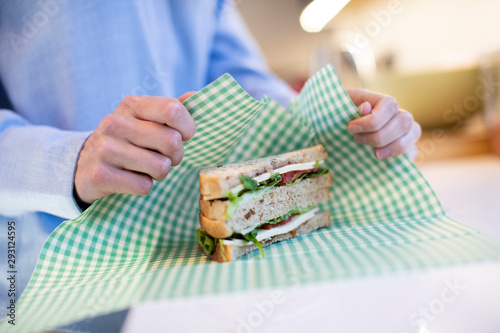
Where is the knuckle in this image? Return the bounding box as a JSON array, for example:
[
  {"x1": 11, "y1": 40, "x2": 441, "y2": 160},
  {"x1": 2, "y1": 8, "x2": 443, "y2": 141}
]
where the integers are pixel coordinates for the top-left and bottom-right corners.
[
  {"x1": 185, "y1": 120, "x2": 196, "y2": 140},
  {"x1": 407, "y1": 145, "x2": 418, "y2": 161},
  {"x1": 365, "y1": 116, "x2": 380, "y2": 131},
  {"x1": 391, "y1": 139, "x2": 406, "y2": 155},
  {"x1": 169, "y1": 130, "x2": 183, "y2": 151},
  {"x1": 120, "y1": 95, "x2": 140, "y2": 110},
  {"x1": 371, "y1": 133, "x2": 385, "y2": 148},
  {"x1": 95, "y1": 137, "x2": 113, "y2": 156},
  {"x1": 169, "y1": 146, "x2": 184, "y2": 166},
  {"x1": 165, "y1": 99, "x2": 183, "y2": 118},
  {"x1": 89, "y1": 165, "x2": 110, "y2": 185},
  {"x1": 400, "y1": 111, "x2": 414, "y2": 131},
  {"x1": 135, "y1": 178, "x2": 153, "y2": 196},
  {"x1": 414, "y1": 122, "x2": 422, "y2": 139},
  {"x1": 385, "y1": 96, "x2": 399, "y2": 111},
  {"x1": 100, "y1": 114, "x2": 119, "y2": 134},
  {"x1": 154, "y1": 157, "x2": 171, "y2": 180},
  {"x1": 173, "y1": 146, "x2": 184, "y2": 166}
]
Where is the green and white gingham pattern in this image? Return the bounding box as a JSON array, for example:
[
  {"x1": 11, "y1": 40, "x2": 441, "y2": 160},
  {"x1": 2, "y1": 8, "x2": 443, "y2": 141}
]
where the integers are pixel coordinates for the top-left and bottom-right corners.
[
  {"x1": 183, "y1": 74, "x2": 266, "y2": 168},
  {"x1": 3, "y1": 65, "x2": 500, "y2": 332}
]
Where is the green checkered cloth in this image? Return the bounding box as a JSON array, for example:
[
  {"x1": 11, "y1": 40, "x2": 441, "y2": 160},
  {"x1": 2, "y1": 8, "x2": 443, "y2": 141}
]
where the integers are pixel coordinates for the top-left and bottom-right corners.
[{"x1": 3, "y1": 65, "x2": 500, "y2": 331}]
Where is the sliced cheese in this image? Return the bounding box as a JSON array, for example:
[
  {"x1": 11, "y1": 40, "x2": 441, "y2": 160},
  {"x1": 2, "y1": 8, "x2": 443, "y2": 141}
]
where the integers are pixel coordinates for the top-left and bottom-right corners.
[
  {"x1": 223, "y1": 208, "x2": 319, "y2": 246},
  {"x1": 203, "y1": 160, "x2": 324, "y2": 200}
]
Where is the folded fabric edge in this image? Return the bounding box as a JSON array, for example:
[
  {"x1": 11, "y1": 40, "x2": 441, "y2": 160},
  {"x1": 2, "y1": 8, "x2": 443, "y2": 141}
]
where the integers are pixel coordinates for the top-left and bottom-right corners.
[{"x1": 182, "y1": 73, "x2": 266, "y2": 115}]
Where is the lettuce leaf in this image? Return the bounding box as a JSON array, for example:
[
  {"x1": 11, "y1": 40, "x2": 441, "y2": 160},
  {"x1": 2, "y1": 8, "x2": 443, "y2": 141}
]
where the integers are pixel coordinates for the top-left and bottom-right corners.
[
  {"x1": 235, "y1": 172, "x2": 282, "y2": 199},
  {"x1": 196, "y1": 231, "x2": 228, "y2": 260},
  {"x1": 265, "y1": 205, "x2": 314, "y2": 226},
  {"x1": 196, "y1": 229, "x2": 217, "y2": 255},
  {"x1": 227, "y1": 191, "x2": 239, "y2": 201},
  {"x1": 242, "y1": 229, "x2": 265, "y2": 257},
  {"x1": 240, "y1": 175, "x2": 259, "y2": 191},
  {"x1": 266, "y1": 172, "x2": 283, "y2": 187}
]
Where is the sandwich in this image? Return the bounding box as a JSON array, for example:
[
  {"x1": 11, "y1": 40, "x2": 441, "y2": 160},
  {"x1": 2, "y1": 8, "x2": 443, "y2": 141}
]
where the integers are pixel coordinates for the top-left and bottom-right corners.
[{"x1": 196, "y1": 145, "x2": 333, "y2": 262}]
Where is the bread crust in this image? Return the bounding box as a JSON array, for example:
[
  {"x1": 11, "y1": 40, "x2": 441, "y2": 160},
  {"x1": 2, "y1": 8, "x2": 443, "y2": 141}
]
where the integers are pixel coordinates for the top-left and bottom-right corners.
[
  {"x1": 202, "y1": 211, "x2": 331, "y2": 262},
  {"x1": 199, "y1": 145, "x2": 327, "y2": 198},
  {"x1": 199, "y1": 212, "x2": 231, "y2": 240}
]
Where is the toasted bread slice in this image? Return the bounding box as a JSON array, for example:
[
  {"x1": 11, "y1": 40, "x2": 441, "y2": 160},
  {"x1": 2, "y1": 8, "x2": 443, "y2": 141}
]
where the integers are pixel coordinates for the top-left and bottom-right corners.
[
  {"x1": 199, "y1": 173, "x2": 333, "y2": 238},
  {"x1": 199, "y1": 145, "x2": 327, "y2": 199},
  {"x1": 202, "y1": 211, "x2": 331, "y2": 262}
]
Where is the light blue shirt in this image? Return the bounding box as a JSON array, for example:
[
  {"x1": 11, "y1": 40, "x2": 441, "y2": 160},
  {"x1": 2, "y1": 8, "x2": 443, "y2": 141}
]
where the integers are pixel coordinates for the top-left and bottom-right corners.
[{"x1": 0, "y1": 0, "x2": 296, "y2": 231}]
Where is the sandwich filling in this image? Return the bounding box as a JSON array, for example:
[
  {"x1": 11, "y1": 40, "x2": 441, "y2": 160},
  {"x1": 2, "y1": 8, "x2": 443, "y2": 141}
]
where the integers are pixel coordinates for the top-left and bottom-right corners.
[
  {"x1": 223, "y1": 165, "x2": 329, "y2": 220},
  {"x1": 203, "y1": 160, "x2": 326, "y2": 200},
  {"x1": 197, "y1": 207, "x2": 319, "y2": 258}
]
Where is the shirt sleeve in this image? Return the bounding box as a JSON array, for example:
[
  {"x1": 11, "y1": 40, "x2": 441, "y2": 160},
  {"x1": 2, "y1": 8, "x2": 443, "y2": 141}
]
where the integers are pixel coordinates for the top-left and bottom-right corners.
[
  {"x1": 0, "y1": 109, "x2": 92, "y2": 219},
  {"x1": 208, "y1": 1, "x2": 297, "y2": 109}
]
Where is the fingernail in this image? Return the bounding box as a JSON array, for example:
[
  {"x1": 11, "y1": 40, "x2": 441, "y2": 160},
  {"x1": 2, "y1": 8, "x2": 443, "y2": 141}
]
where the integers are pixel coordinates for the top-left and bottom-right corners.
[
  {"x1": 376, "y1": 148, "x2": 390, "y2": 159},
  {"x1": 349, "y1": 125, "x2": 362, "y2": 134},
  {"x1": 362, "y1": 102, "x2": 372, "y2": 115}
]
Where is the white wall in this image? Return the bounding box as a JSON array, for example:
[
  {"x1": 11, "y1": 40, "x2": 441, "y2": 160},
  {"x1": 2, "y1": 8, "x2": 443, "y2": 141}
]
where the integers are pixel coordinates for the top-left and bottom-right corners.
[
  {"x1": 332, "y1": 0, "x2": 500, "y2": 73},
  {"x1": 239, "y1": 0, "x2": 500, "y2": 78}
]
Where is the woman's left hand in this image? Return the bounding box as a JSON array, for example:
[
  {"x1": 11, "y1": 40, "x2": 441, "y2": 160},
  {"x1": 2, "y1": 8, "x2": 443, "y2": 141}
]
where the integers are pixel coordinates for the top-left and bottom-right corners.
[{"x1": 347, "y1": 89, "x2": 422, "y2": 161}]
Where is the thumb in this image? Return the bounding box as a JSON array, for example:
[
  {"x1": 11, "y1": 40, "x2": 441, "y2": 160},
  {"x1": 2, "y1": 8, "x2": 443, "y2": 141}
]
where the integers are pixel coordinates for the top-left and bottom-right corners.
[
  {"x1": 178, "y1": 91, "x2": 197, "y2": 103},
  {"x1": 358, "y1": 102, "x2": 372, "y2": 116}
]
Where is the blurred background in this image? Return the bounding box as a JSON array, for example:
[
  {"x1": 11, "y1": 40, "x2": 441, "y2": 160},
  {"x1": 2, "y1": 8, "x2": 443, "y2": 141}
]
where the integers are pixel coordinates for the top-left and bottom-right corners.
[{"x1": 238, "y1": 0, "x2": 500, "y2": 165}]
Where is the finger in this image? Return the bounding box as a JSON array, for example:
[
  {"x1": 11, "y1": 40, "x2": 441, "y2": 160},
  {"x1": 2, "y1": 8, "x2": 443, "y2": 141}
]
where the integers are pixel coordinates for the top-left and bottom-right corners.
[
  {"x1": 84, "y1": 163, "x2": 154, "y2": 199},
  {"x1": 348, "y1": 96, "x2": 399, "y2": 133},
  {"x1": 98, "y1": 113, "x2": 184, "y2": 162},
  {"x1": 100, "y1": 165, "x2": 154, "y2": 197},
  {"x1": 101, "y1": 138, "x2": 173, "y2": 181},
  {"x1": 119, "y1": 95, "x2": 196, "y2": 141},
  {"x1": 178, "y1": 91, "x2": 196, "y2": 103},
  {"x1": 405, "y1": 145, "x2": 418, "y2": 162},
  {"x1": 353, "y1": 110, "x2": 414, "y2": 148},
  {"x1": 117, "y1": 117, "x2": 184, "y2": 162},
  {"x1": 374, "y1": 121, "x2": 422, "y2": 159}
]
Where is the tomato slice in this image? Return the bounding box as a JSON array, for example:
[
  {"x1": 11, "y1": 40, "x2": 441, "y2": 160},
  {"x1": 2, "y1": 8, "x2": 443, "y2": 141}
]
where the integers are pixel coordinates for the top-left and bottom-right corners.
[
  {"x1": 279, "y1": 168, "x2": 320, "y2": 184},
  {"x1": 260, "y1": 214, "x2": 296, "y2": 230}
]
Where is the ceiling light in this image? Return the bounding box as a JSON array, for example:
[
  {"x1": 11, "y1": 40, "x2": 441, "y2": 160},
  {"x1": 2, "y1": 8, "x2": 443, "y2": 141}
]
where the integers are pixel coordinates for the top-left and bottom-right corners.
[{"x1": 300, "y1": 0, "x2": 350, "y2": 33}]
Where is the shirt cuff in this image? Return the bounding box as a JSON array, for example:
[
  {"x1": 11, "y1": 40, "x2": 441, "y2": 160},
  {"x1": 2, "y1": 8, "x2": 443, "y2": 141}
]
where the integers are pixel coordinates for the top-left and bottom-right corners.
[
  {"x1": 0, "y1": 126, "x2": 92, "y2": 220},
  {"x1": 55, "y1": 130, "x2": 93, "y2": 220}
]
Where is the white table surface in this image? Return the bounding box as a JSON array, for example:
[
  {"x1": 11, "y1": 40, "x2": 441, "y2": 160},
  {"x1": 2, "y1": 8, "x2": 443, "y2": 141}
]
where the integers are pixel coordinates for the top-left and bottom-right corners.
[{"x1": 122, "y1": 155, "x2": 500, "y2": 333}]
